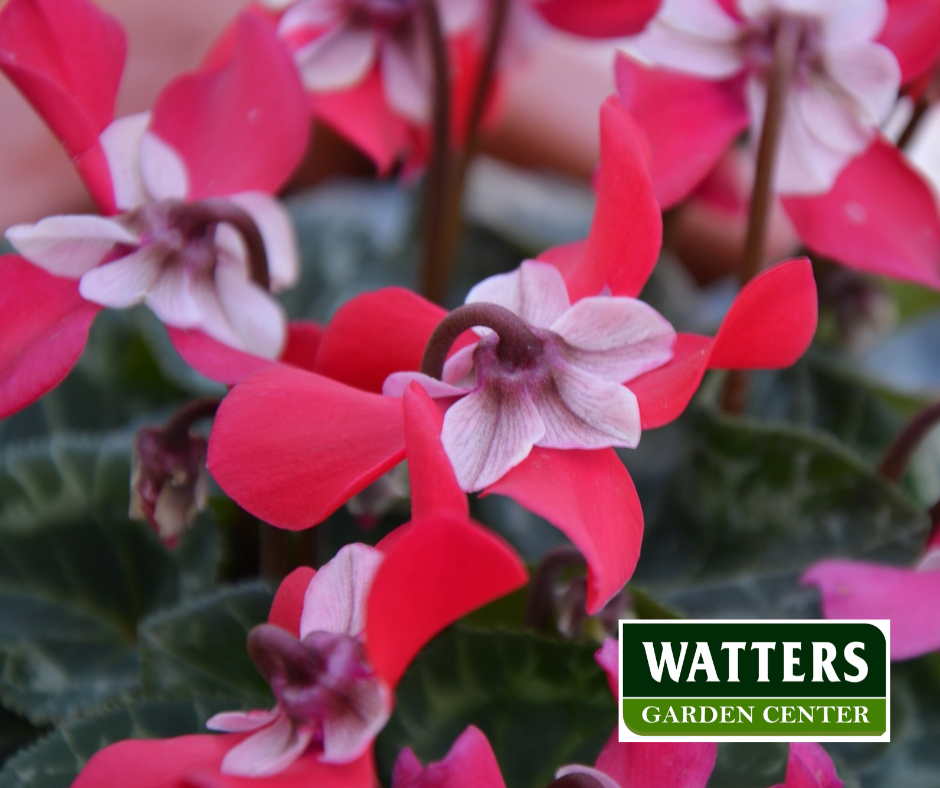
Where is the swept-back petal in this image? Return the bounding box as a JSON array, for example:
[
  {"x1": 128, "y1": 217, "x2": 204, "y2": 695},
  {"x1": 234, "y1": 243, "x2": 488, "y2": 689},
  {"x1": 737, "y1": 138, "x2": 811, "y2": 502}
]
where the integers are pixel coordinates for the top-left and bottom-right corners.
[
  {"x1": 551, "y1": 296, "x2": 676, "y2": 383},
  {"x1": 315, "y1": 287, "x2": 446, "y2": 393},
  {"x1": 783, "y1": 138, "x2": 940, "y2": 290},
  {"x1": 0, "y1": 256, "x2": 100, "y2": 419},
  {"x1": 149, "y1": 13, "x2": 309, "y2": 199},
  {"x1": 402, "y1": 385, "x2": 468, "y2": 522},
  {"x1": 166, "y1": 321, "x2": 322, "y2": 386},
  {"x1": 616, "y1": 57, "x2": 750, "y2": 210},
  {"x1": 537, "y1": 0, "x2": 662, "y2": 37},
  {"x1": 269, "y1": 567, "x2": 317, "y2": 636},
  {"x1": 392, "y1": 727, "x2": 507, "y2": 788},
  {"x1": 71, "y1": 734, "x2": 241, "y2": 788},
  {"x1": 466, "y1": 261, "x2": 570, "y2": 329},
  {"x1": 555, "y1": 765, "x2": 620, "y2": 788},
  {"x1": 879, "y1": 0, "x2": 940, "y2": 84},
  {"x1": 774, "y1": 742, "x2": 843, "y2": 788},
  {"x1": 207, "y1": 710, "x2": 280, "y2": 733},
  {"x1": 563, "y1": 98, "x2": 663, "y2": 302},
  {"x1": 99, "y1": 113, "x2": 150, "y2": 211},
  {"x1": 629, "y1": 333, "x2": 713, "y2": 430},
  {"x1": 219, "y1": 715, "x2": 313, "y2": 777},
  {"x1": 289, "y1": 21, "x2": 378, "y2": 92},
  {"x1": 485, "y1": 447, "x2": 643, "y2": 613},
  {"x1": 441, "y1": 381, "x2": 545, "y2": 492},
  {"x1": 593, "y1": 741, "x2": 718, "y2": 788},
  {"x1": 6, "y1": 215, "x2": 138, "y2": 279},
  {"x1": 709, "y1": 257, "x2": 817, "y2": 368},
  {"x1": 208, "y1": 366, "x2": 406, "y2": 529},
  {"x1": 79, "y1": 247, "x2": 162, "y2": 309},
  {"x1": 802, "y1": 560, "x2": 940, "y2": 661},
  {"x1": 196, "y1": 751, "x2": 377, "y2": 788},
  {"x1": 300, "y1": 544, "x2": 384, "y2": 639},
  {"x1": 596, "y1": 639, "x2": 620, "y2": 696},
  {"x1": 0, "y1": 0, "x2": 124, "y2": 211},
  {"x1": 310, "y1": 68, "x2": 413, "y2": 174},
  {"x1": 381, "y1": 24, "x2": 433, "y2": 124},
  {"x1": 367, "y1": 515, "x2": 526, "y2": 687}
]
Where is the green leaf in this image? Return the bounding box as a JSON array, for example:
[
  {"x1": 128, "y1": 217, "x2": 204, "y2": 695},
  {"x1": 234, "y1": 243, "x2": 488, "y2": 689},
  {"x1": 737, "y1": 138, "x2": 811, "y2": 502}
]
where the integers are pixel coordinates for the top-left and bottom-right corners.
[
  {"x1": 0, "y1": 698, "x2": 233, "y2": 788},
  {"x1": 376, "y1": 626, "x2": 611, "y2": 788},
  {"x1": 138, "y1": 582, "x2": 274, "y2": 707},
  {"x1": 0, "y1": 706, "x2": 42, "y2": 767},
  {"x1": 0, "y1": 435, "x2": 218, "y2": 724},
  {"x1": 636, "y1": 406, "x2": 930, "y2": 619}
]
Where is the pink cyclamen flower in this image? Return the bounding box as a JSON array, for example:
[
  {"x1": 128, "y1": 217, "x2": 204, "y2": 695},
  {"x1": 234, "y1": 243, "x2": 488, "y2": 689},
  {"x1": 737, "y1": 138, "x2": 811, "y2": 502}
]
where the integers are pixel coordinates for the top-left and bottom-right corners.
[
  {"x1": 208, "y1": 97, "x2": 818, "y2": 615},
  {"x1": 802, "y1": 529, "x2": 940, "y2": 661},
  {"x1": 72, "y1": 385, "x2": 526, "y2": 785},
  {"x1": 548, "y1": 640, "x2": 842, "y2": 788},
  {"x1": 617, "y1": 0, "x2": 940, "y2": 288},
  {"x1": 0, "y1": 0, "x2": 309, "y2": 419}
]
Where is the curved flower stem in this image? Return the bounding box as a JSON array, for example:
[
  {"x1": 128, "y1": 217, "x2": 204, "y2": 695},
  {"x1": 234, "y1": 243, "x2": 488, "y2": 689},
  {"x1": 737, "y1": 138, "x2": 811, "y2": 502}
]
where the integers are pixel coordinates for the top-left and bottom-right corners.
[
  {"x1": 524, "y1": 546, "x2": 586, "y2": 634},
  {"x1": 159, "y1": 398, "x2": 221, "y2": 452},
  {"x1": 878, "y1": 400, "x2": 940, "y2": 483},
  {"x1": 418, "y1": 0, "x2": 453, "y2": 305},
  {"x1": 261, "y1": 527, "x2": 292, "y2": 581},
  {"x1": 181, "y1": 199, "x2": 271, "y2": 291},
  {"x1": 420, "y1": 302, "x2": 543, "y2": 378},
  {"x1": 721, "y1": 16, "x2": 802, "y2": 414}
]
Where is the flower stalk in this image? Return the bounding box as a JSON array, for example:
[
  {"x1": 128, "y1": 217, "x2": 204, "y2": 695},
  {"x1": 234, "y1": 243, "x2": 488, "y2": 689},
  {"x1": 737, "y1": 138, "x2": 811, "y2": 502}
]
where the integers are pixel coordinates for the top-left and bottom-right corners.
[{"x1": 722, "y1": 16, "x2": 802, "y2": 414}]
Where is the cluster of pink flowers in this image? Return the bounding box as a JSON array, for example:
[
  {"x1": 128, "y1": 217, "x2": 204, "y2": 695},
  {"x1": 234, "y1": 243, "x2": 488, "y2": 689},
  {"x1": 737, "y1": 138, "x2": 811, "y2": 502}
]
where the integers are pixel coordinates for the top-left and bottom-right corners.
[{"x1": 2, "y1": 0, "x2": 940, "y2": 785}]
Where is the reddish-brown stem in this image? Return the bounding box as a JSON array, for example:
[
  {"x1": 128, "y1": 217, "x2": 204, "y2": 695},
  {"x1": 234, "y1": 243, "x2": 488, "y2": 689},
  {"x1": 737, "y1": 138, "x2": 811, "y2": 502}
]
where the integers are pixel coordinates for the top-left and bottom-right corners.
[
  {"x1": 160, "y1": 398, "x2": 221, "y2": 452},
  {"x1": 417, "y1": 0, "x2": 453, "y2": 305},
  {"x1": 721, "y1": 17, "x2": 802, "y2": 414},
  {"x1": 878, "y1": 400, "x2": 940, "y2": 484},
  {"x1": 420, "y1": 302, "x2": 543, "y2": 379}
]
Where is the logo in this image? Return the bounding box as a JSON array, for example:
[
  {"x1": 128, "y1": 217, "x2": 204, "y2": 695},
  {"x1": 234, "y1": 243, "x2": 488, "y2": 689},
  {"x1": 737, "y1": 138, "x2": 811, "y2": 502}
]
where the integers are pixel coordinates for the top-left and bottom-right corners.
[{"x1": 618, "y1": 620, "x2": 890, "y2": 742}]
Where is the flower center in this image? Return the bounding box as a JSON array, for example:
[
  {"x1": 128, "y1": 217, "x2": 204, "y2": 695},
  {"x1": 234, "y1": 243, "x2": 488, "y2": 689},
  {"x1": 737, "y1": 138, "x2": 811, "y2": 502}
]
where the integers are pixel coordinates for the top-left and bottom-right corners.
[
  {"x1": 353, "y1": 0, "x2": 418, "y2": 28},
  {"x1": 741, "y1": 13, "x2": 822, "y2": 88},
  {"x1": 121, "y1": 198, "x2": 270, "y2": 289},
  {"x1": 247, "y1": 624, "x2": 376, "y2": 732}
]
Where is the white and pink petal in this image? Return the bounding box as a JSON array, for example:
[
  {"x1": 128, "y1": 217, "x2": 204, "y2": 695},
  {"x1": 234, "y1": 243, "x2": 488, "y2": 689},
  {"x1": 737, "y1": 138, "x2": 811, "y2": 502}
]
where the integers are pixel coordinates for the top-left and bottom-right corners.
[
  {"x1": 78, "y1": 247, "x2": 162, "y2": 308},
  {"x1": 218, "y1": 713, "x2": 313, "y2": 777},
  {"x1": 465, "y1": 261, "x2": 571, "y2": 330}
]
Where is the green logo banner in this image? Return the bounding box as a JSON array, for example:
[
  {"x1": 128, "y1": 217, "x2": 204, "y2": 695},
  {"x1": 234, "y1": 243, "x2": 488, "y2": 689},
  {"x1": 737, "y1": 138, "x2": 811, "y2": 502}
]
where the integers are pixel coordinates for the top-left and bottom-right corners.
[{"x1": 618, "y1": 620, "x2": 890, "y2": 742}]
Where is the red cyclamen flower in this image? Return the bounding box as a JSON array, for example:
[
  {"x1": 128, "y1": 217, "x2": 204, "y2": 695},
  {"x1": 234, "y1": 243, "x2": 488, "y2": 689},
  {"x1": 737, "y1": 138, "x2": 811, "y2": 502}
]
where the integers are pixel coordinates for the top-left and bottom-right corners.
[
  {"x1": 617, "y1": 0, "x2": 940, "y2": 288},
  {"x1": 0, "y1": 0, "x2": 309, "y2": 419},
  {"x1": 208, "y1": 97, "x2": 818, "y2": 615},
  {"x1": 72, "y1": 384, "x2": 526, "y2": 786}
]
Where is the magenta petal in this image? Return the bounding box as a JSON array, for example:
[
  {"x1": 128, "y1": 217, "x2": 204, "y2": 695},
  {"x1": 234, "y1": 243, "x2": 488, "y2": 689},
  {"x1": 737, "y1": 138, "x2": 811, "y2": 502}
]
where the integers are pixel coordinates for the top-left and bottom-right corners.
[
  {"x1": 366, "y1": 517, "x2": 527, "y2": 687},
  {"x1": 537, "y1": 0, "x2": 662, "y2": 37},
  {"x1": 629, "y1": 333, "x2": 713, "y2": 430},
  {"x1": 149, "y1": 13, "x2": 308, "y2": 199},
  {"x1": 208, "y1": 366, "x2": 405, "y2": 529},
  {"x1": 402, "y1": 385, "x2": 469, "y2": 522},
  {"x1": 596, "y1": 639, "x2": 619, "y2": 697},
  {"x1": 565, "y1": 98, "x2": 663, "y2": 301},
  {"x1": 310, "y1": 68, "x2": 413, "y2": 174},
  {"x1": 803, "y1": 560, "x2": 940, "y2": 661},
  {"x1": 0, "y1": 0, "x2": 124, "y2": 211},
  {"x1": 615, "y1": 56, "x2": 749, "y2": 210},
  {"x1": 783, "y1": 139, "x2": 940, "y2": 290},
  {"x1": 0, "y1": 256, "x2": 100, "y2": 419},
  {"x1": 595, "y1": 740, "x2": 718, "y2": 788},
  {"x1": 193, "y1": 750, "x2": 377, "y2": 788},
  {"x1": 268, "y1": 567, "x2": 317, "y2": 637},
  {"x1": 879, "y1": 0, "x2": 940, "y2": 84},
  {"x1": 392, "y1": 726, "x2": 507, "y2": 788},
  {"x1": 776, "y1": 742, "x2": 844, "y2": 788},
  {"x1": 485, "y1": 447, "x2": 643, "y2": 614},
  {"x1": 71, "y1": 734, "x2": 241, "y2": 788},
  {"x1": 709, "y1": 257, "x2": 818, "y2": 369},
  {"x1": 315, "y1": 287, "x2": 447, "y2": 394}
]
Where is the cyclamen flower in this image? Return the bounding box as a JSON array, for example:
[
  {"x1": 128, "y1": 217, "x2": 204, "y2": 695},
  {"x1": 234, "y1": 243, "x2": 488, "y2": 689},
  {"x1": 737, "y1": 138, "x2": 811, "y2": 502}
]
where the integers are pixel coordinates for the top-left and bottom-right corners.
[
  {"x1": 0, "y1": 0, "x2": 309, "y2": 419},
  {"x1": 208, "y1": 98, "x2": 818, "y2": 614},
  {"x1": 72, "y1": 385, "x2": 526, "y2": 785},
  {"x1": 803, "y1": 529, "x2": 940, "y2": 661},
  {"x1": 617, "y1": 0, "x2": 940, "y2": 288},
  {"x1": 383, "y1": 260, "x2": 676, "y2": 491}
]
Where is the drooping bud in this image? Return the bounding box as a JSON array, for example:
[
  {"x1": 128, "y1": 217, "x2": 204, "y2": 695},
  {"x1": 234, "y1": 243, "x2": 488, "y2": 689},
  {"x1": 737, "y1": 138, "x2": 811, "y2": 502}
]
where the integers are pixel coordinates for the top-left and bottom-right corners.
[{"x1": 129, "y1": 399, "x2": 218, "y2": 544}]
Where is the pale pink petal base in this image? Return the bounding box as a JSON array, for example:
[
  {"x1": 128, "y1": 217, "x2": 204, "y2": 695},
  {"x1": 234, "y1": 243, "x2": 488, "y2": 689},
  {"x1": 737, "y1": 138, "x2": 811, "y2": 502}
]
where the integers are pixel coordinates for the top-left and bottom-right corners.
[
  {"x1": 300, "y1": 543, "x2": 385, "y2": 639},
  {"x1": 465, "y1": 261, "x2": 570, "y2": 329},
  {"x1": 218, "y1": 713, "x2": 314, "y2": 777}
]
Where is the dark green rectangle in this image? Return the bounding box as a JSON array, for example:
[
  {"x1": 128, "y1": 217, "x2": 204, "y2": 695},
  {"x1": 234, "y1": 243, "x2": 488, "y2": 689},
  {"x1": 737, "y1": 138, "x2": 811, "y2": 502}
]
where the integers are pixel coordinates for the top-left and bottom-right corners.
[
  {"x1": 622, "y1": 698, "x2": 887, "y2": 736},
  {"x1": 621, "y1": 622, "x2": 886, "y2": 698}
]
